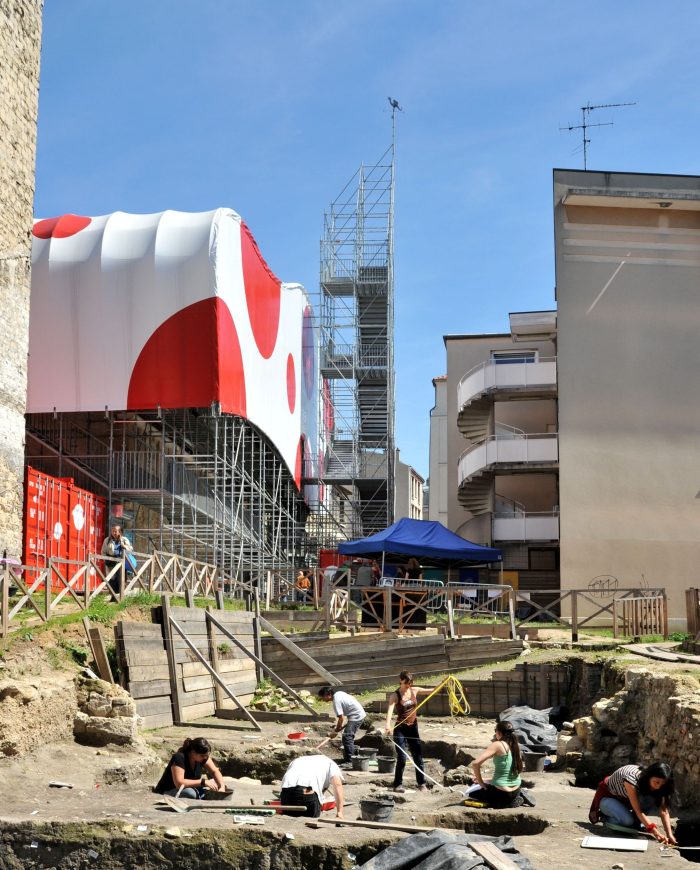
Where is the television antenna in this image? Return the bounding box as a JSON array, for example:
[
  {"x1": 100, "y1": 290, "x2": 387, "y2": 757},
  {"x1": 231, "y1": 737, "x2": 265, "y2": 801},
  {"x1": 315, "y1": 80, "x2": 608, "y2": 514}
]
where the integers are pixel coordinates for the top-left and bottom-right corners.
[{"x1": 560, "y1": 101, "x2": 636, "y2": 169}]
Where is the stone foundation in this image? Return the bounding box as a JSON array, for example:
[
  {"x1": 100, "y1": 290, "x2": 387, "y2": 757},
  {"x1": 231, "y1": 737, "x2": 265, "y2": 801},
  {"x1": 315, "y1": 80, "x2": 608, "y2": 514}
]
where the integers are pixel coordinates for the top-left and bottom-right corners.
[{"x1": 568, "y1": 664, "x2": 700, "y2": 807}]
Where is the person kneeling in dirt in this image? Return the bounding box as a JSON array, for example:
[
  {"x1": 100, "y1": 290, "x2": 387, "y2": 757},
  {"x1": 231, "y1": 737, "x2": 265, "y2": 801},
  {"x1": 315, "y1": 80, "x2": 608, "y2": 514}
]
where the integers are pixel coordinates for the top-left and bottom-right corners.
[
  {"x1": 154, "y1": 736, "x2": 226, "y2": 799},
  {"x1": 280, "y1": 754, "x2": 344, "y2": 818},
  {"x1": 317, "y1": 686, "x2": 368, "y2": 764},
  {"x1": 469, "y1": 720, "x2": 535, "y2": 808},
  {"x1": 588, "y1": 761, "x2": 676, "y2": 844}
]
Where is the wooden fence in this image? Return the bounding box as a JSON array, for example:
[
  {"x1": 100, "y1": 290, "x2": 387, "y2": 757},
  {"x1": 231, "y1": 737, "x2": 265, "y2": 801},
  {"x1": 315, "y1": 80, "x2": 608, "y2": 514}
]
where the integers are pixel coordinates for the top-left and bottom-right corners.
[
  {"x1": 0, "y1": 550, "x2": 227, "y2": 637},
  {"x1": 322, "y1": 579, "x2": 668, "y2": 641}
]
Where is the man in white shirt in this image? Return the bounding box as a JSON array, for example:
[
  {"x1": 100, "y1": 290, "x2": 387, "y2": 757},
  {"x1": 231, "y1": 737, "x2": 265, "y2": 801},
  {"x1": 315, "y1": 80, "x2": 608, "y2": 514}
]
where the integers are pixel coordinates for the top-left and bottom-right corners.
[
  {"x1": 318, "y1": 686, "x2": 367, "y2": 764},
  {"x1": 280, "y1": 755, "x2": 344, "y2": 817}
]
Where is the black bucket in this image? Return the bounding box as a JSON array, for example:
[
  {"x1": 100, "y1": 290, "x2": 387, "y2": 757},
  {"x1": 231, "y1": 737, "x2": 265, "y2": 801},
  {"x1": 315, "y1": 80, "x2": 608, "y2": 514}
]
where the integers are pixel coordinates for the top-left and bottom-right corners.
[
  {"x1": 352, "y1": 755, "x2": 370, "y2": 772},
  {"x1": 376, "y1": 755, "x2": 396, "y2": 774},
  {"x1": 360, "y1": 797, "x2": 395, "y2": 822}
]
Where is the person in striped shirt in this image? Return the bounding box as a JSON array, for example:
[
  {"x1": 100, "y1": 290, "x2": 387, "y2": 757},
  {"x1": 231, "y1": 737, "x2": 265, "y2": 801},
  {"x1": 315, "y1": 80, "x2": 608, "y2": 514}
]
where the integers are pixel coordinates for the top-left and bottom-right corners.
[{"x1": 589, "y1": 761, "x2": 676, "y2": 844}]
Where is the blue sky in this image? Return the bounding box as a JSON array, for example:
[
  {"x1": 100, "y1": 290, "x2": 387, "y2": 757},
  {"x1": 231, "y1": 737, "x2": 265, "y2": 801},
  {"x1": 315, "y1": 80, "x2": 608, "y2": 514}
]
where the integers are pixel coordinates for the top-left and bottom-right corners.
[{"x1": 35, "y1": 1, "x2": 700, "y2": 478}]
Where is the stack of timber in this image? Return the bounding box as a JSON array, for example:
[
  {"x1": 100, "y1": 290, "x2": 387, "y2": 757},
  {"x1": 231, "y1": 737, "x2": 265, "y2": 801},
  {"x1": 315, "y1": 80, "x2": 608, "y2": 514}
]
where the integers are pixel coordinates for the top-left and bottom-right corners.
[
  {"x1": 260, "y1": 632, "x2": 523, "y2": 692},
  {"x1": 114, "y1": 621, "x2": 173, "y2": 729},
  {"x1": 116, "y1": 607, "x2": 258, "y2": 726}
]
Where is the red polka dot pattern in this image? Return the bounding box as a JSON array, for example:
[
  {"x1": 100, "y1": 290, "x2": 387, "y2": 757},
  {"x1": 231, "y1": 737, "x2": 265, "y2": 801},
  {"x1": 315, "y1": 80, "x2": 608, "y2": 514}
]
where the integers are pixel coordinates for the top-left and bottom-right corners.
[
  {"x1": 127, "y1": 298, "x2": 246, "y2": 416},
  {"x1": 33, "y1": 214, "x2": 92, "y2": 239},
  {"x1": 240, "y1": 221, "x2": 281, "y2": 360},
  {"x1": 294, "y1": 438, "x2": 304, "y2": 489},
  {"x1": 286, "y1": 354, "x2": 296, "y2": 413}
]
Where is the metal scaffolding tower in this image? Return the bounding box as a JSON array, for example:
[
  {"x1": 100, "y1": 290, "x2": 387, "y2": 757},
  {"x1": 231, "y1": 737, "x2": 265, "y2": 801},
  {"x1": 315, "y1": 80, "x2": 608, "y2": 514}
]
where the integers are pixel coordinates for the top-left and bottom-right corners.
[{"x1": 317, "y1": 140, "x2": 396, "y2": 541}]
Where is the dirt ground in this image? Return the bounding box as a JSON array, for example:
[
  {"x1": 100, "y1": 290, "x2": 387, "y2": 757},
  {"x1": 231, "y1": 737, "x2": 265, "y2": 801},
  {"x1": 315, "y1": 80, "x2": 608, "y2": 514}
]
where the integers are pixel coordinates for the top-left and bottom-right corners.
[{"x1": 0, "y1": 714, "x2": 689, "y2": 868}]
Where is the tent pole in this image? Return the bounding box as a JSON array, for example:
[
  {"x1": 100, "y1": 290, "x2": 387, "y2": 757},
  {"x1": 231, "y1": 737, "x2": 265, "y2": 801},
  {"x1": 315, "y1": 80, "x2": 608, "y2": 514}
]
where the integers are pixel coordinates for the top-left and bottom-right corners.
[{"x1": 381, "y1": 552, "x2": 385, "y2": 579}]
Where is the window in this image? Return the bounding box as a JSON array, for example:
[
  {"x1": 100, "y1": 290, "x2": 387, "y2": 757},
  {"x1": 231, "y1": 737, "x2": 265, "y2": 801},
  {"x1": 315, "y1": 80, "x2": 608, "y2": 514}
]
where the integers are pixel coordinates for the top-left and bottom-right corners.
[
  {"x1": 491, "y1": 350, "x2": 537, "y2": 365},
  {"x1": 529, "y1": 548, "x2": 559, "y2": 571}
]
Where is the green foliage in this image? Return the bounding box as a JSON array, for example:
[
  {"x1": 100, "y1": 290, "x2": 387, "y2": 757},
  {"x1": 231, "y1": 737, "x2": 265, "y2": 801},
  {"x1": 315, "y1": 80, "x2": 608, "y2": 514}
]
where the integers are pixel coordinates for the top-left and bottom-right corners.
[
  {"x1": 59, "y1": 638, "x2": 89, "y2": 666},
  {"x1": 669, "y1": 631, "x2": 690, "y2": 643},
  {"x1": 217, "y1": 642, "x2": 232, "y2": 656},
  {"x1": 105, "y1": 642, "x2": 120, "y2": 680},
  {"x1": 45, "y1": 646, "x2": 66, "y2": 670}
]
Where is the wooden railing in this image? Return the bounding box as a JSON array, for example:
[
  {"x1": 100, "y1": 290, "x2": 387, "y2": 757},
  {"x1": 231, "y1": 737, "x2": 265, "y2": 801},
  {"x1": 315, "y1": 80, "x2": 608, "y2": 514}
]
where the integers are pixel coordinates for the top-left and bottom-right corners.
[
  {"x1": 322, "y1": 580, "x2": 668, "y2": 641},
  {"x1": 0, "y1": 550, "x2": 227, "y2": 637}
]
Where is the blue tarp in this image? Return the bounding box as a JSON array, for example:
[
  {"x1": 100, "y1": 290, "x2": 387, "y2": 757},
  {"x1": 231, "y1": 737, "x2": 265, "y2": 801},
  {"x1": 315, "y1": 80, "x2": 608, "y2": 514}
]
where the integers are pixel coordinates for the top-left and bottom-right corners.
[{"x1": 338, "y1": 518, "x2": 502, "y2": 564}]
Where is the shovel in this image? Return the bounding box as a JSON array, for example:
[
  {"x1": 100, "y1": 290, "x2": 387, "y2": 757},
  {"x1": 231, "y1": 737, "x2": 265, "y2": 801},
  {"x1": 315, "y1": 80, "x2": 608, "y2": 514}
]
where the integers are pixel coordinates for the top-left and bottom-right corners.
[{"x1": 158, "y1": 796, "x2": 306, "y2": 814}]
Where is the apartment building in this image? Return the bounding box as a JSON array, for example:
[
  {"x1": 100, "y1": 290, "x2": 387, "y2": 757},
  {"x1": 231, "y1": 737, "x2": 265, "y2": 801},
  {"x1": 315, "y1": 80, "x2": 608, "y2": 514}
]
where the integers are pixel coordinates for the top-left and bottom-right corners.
[
  {"x1": 430, "y1": 169, "x2": 700, "y2": 624},
  {"x1": 394, "y1": 449, "x2": 425, "y2": 521}
]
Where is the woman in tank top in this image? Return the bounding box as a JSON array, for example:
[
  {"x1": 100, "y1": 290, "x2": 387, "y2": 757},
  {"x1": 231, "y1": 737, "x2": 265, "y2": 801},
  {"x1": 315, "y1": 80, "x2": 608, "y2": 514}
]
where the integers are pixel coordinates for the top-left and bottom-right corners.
[
  {"x1": 384, "y1": 670, "x2": 433, "y2": 792},
  {"x1": 469, "y1": 720, "x2": 535, "y2": 808}
]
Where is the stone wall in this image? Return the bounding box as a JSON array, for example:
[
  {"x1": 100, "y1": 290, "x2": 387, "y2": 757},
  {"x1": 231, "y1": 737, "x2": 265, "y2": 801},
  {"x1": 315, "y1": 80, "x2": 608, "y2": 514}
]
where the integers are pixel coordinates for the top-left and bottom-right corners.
[
  {"x1": 0, "y1": 0, "x2": 43, "y2": 559},
  {"x1": 568, "y1": 665, "x2": 700, "y2": 808}
]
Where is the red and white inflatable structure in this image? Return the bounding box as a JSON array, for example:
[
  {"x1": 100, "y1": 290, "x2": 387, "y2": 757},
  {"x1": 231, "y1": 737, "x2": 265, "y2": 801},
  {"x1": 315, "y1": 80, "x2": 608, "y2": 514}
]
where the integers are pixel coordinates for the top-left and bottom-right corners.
[{"x1": 29, "y1": 209, "x2": 319, "y2": 489}]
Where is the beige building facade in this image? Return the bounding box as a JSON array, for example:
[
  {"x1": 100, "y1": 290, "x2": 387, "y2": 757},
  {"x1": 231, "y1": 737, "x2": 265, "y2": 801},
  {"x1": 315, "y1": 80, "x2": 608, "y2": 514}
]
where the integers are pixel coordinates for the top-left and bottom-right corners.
[
  {"x1": 555, "y1": 168, "x2": 700, "y2": 625},
  {"x1": 0, "y1": 0, "x2": 43, "y2": 559},
  {"x1": 394, "y1": 449, "x2": 424, "y2": 522},
  {"x1": 431, "y1": 168, "x2": 700, "y2": 625}
]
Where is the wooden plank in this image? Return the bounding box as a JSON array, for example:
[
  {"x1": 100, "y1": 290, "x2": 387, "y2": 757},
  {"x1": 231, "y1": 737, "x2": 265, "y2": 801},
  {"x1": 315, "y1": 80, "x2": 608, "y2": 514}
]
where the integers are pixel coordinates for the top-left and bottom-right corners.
[
  {"x1": 129, "y1": 679, "x2": 172, "y2": 699},
  {"x1": 162, "y1": 595, "x2": 183, "y2": 723},
  {"x1": 217, "y1": 693, "x2": 254, "y2": 709},
  {"x1": 180, "y1": 658, "x2": 253, "y2": 678},
  {"x1": 308, "y1": 818, "x2": 440, "y2": 834},
  {"x1": 86, "y1": 623, "x2": 115, "y2": 683},
  {"x1": 125, "y1": 664, "x2": 170, "y2": 682},
  {"x1": 134, "y1": 696, "x2": 173, "y2": 716},
  {"x1": 168, "y1": 605, "x2": 253, "y2": 622},
  {"x1": 178, "y1": 701, "x2": 216, "y2": 722},
  {"x1": 179, "y1": 687, "x2": 216, "y2": 706},
  {"x1": 119, "y1": 637, "x2": 169, "y2": 651},
  {"x1": 124, "y1": 649, "x2": 168, "y2": 666},
  {"x1": 116, "y1": 622, "x2": 163, "y2": 637},
  {"x1": 182, "y1": 674, "x2": 214, "y2": 692},
  {"x1": 139, "y1": 711, "x2": 174, "y2": 730},
  {"x1": 469, "y1": 841, "x2": 521, "y2": 870}
]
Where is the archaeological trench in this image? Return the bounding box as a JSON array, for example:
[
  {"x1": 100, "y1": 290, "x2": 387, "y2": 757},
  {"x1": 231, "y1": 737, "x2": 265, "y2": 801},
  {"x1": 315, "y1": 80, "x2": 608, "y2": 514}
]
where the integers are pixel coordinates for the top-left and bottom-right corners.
[{"x1": 1, "y1": 617, "x2": 700, "y2": 869}]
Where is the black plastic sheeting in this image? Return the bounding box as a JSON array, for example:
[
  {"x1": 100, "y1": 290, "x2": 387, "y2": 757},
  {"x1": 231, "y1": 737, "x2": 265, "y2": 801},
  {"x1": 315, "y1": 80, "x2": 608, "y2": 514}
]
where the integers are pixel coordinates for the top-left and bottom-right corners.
[
  {"x1": 500, "y1": 705, "x2": 558, "y2": 754},
  {"x1": 357, "y1": 831, "x2": 534, "y2": 870}
]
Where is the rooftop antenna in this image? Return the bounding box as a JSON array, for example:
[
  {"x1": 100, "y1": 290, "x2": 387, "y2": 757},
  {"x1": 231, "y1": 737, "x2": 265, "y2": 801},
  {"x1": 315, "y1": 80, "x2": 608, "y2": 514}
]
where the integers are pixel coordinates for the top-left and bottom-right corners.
[{"x1": 560, "y1": 101, "x2": 636, "y2": 169}]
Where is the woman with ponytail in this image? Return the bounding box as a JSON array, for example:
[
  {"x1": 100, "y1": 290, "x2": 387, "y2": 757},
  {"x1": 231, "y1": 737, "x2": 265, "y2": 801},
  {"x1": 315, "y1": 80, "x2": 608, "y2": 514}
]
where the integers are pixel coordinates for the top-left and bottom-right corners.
[
  {"x1": 154, "y1": 736, "x2": 226, "y2": 798},
  {"x1": 469, "y1": 721, "x2": 535, "y2": 808}
]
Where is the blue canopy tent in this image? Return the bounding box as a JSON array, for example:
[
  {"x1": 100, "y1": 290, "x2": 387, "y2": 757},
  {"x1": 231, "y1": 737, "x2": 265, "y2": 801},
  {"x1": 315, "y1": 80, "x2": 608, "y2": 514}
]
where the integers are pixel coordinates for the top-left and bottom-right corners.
[{"x1": 338, "y1": 517, "x2": 501, "y2": 567}]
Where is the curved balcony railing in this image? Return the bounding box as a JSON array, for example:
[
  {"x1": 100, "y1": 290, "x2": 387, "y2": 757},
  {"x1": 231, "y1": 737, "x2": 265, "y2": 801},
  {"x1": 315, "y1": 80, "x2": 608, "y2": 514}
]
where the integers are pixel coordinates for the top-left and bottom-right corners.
[
  {"x1": 493, "y1": 511, "x2": 560, "y2": 542},
  {"x1": 458, "y1": 433, "x2": 558, "y2": 486},
  {"x1": 458, "y1": 357, "x2": 557, "y2": 412}
]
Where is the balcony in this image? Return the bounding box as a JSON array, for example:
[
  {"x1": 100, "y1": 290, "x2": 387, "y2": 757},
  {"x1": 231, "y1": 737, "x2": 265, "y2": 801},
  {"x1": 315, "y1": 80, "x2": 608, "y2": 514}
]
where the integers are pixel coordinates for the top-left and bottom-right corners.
[
  {"x1": 493, "y1": 511, "x2": 560, "y2": 542},
  {"x1": 458, "y1": 357, "x2": 557, "y2": 415},
  {"x1": 458, "y1": 433, "x2": 558, "y2": 487}
]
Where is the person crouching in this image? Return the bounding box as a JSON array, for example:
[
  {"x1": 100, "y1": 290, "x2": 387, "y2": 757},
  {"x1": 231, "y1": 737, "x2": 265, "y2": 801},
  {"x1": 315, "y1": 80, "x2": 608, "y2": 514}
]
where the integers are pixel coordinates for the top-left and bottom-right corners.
[
  {"x1": 154, "y1": 736, "x2": 225, "y2": 799},
  {"x1": 470, "y1": 720, "x2": 534, "y2": 808},
  {"x1": 280, "y1": 754, "x2": 344, "y2": 818}
]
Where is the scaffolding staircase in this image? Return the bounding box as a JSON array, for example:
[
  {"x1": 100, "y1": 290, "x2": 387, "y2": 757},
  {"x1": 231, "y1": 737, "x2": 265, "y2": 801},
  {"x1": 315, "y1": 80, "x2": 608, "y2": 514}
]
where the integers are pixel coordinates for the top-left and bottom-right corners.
[{"x1": 317, "y1": 146, "x2": 395, "y2": 541}]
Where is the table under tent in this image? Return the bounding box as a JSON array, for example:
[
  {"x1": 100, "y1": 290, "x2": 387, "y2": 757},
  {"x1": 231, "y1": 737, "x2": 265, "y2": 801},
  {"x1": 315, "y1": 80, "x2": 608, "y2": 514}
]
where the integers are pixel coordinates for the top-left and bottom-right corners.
[{"x1": 332, "y1": 518, "x2": 506, "y2": 634}]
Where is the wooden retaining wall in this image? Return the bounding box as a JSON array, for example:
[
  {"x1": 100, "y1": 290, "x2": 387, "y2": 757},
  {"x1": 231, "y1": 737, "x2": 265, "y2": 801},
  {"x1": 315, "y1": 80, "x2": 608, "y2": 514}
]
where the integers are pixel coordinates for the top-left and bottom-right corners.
[
  {"x1": 115, "y1": 607, "x2": 257, "y2": 727},
  {"x1": 260, "y1": 632, "x2": 523, "y2": 692},
  {"x1": 369, "y1": 662, "x2": 570, "y2": 719}
]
